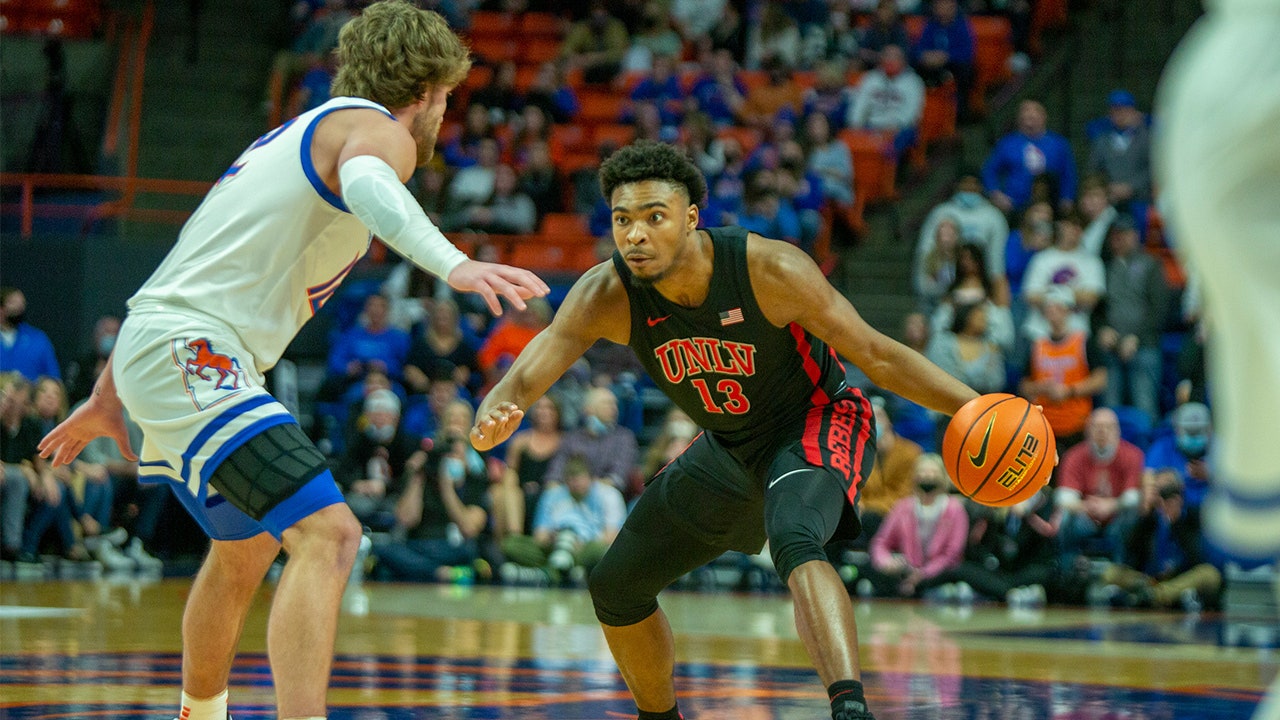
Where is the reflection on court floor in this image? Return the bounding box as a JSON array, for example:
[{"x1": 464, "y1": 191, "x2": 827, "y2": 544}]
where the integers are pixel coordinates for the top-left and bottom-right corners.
[{"x1": 0, "y1": 580, "x2": 1274, "y2": 719}]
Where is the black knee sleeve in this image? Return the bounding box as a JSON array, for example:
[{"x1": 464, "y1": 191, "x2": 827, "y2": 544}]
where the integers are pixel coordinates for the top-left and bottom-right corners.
[
  {"x1": 208, "y1": 422, "x2": 328, "y2": 521},
  {"x1": 765, "y1": 470, "x2": 849, "y2": 584},
  {"x1": 588, "y1": 545, "x2": 662, "y2": 627}
]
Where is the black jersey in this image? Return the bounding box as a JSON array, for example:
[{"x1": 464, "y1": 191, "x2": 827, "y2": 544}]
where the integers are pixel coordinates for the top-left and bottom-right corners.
[{"x1": 613, "y1": 226, "x2": 847, "y2": 453}]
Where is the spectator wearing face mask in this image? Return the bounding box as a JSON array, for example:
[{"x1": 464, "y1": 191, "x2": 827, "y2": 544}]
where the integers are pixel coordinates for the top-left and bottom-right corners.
[
  {"x1": 859, "y1": 453, "x2": 969, "y2": 598},
  {"x1": 1054, "y1": 408, "x2": 1144, "y2": 566},
  {"x1": 544, "y1": 387, "x2": 638, "y2": 494},
  {"x1": 846, "y1": 45, "x2": 924, "y2": 159},
  {"x1": 1097, "y1": 469, "x2": 1221, "y2": 611},
  {"x1": 336, "y1": 389, "x2": 419, "y2": 531},
  {"x1": 0, "y1": 287, "x2": 60, "y2": 383},
  {"x1": 65, "y1": 315, "x2": 121, "y2": 405},
  {"x1": 1143, "y1": 402, "x2": 1214, "y2": 510},
  {"x1": 917, "y1": 170, "x2": 1010, "y2": 286}
]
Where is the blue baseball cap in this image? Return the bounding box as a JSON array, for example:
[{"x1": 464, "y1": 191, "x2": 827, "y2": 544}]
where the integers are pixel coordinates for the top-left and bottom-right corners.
[{"x1": 1108, "y1": 89, "x2": 1136, "y2": 108}]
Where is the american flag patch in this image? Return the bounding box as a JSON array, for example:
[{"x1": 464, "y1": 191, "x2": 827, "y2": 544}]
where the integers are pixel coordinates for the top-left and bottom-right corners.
[{"x1": 719, "y1": 308, "x2": 744, "y2": 326}]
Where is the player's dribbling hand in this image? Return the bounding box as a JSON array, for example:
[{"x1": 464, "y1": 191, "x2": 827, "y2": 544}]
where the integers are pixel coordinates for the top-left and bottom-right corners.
[
  {"x1": 447, "y1": 260, "x2": 550, "y2": 317},
  {"x1": 37, "y1": 394, "x2": 137, "y2": 468},
  {"x1": 470, "y1": 402, "x2": 524, "y2": 451}
]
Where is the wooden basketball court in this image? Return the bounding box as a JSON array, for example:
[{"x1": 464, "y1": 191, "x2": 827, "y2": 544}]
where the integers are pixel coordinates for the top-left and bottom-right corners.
[{"x1": 2, "y1": 577, "x2": 1275, "y2": 718}]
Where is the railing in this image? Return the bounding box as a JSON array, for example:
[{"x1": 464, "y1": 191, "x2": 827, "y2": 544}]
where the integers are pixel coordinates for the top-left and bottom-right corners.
[{"x1": 0, "y1": 173, "x2": 210, "y2": 237}]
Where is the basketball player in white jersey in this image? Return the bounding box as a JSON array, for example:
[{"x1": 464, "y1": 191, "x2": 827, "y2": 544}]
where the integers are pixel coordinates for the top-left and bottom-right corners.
[
  {"x1": 1155, "y1": 2, "x2": 1280, "y2": 718},
  {"x1": 37, "y1": 3, "x2": 548, "y2": 719}
]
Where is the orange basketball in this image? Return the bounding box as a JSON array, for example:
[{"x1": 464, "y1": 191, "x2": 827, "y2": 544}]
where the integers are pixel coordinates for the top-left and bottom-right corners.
[{"x1": 941, "y1": 393, "x2": 1056, "y2": 507}]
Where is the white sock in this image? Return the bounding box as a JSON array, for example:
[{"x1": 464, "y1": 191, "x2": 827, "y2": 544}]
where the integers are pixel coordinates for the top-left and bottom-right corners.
[{"x1": 179, "y1": 688, "x2": 227, "y2": 720}]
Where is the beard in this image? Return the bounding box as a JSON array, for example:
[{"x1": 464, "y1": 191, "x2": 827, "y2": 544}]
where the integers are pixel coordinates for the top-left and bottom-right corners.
[{"x1": 411, "y1": 111, "x2": 438, "y2": 166}]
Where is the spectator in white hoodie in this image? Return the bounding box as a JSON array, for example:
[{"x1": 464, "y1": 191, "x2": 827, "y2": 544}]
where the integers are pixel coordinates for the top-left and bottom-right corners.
[{"x1": 846, "y1": 45, "x2": 924, "y2": 159}]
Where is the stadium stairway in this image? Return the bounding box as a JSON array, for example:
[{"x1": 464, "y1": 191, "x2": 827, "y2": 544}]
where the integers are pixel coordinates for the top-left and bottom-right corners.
[{"x1": 832, "y1": 0, "x2": 1203, "y2": 345}]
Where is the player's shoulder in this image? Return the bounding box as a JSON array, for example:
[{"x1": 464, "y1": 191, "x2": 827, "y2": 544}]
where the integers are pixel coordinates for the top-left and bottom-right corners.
[{"x1": 743, "y1": 230, "x2": 818, "y2": 282}]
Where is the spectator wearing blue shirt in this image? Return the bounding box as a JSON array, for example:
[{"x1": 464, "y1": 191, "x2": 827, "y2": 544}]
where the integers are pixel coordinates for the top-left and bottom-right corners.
[
  {"x1": 983, "y1": 100, "x2": 1078, "y2": 214},
  {"x1": 0, "y1": 288, "x2": 60, "y2": 382},
  {"x1": 688, "y1": 49, "x2": 747, "y2": 128},
  {"x1": 1144, "y1": 402, "x2": 1214, "y2": 511},
  {"x1": 320, "y1": 293, "x2": 411, "y2": 402},
  {"x1": 626, "y1": 55, "x2": 685, "y2": 128},
  {"x1": 738, "y1": 174, "x2": 803, "y2": 246},
  {"x1": 911, "y1": 0, "x2": 976, "y2": 118}
]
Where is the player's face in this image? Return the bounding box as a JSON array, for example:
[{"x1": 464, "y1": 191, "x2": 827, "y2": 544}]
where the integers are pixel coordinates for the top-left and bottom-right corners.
[
  {"x1": 611, "y1": 180, "x2": 698, "y2": 286},
  {"x1": 411, "y1": 85, "x2": 452, "y2": 167}
]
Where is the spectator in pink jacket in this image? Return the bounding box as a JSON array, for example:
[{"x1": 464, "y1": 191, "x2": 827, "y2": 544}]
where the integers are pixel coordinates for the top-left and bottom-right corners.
[{"x1": 860, "y1": 454, "x2": 969, "y2": 598}]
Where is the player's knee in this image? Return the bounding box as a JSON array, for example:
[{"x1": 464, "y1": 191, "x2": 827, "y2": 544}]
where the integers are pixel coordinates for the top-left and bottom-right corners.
[
  {"x1": 285, "y1": 505, "x2": 363, "y2": 570},
  {"x1": 767, "y1": 524, "x2": 828, "y2": 585},
  {"x1": 588, "y1": 555, "x2": 658, "y2": 627}
]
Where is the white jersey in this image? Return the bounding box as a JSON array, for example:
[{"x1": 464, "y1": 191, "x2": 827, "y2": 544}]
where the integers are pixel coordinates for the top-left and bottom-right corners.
[{"x1": 128, "y1": 97, "x2": 393, "y2": 372}]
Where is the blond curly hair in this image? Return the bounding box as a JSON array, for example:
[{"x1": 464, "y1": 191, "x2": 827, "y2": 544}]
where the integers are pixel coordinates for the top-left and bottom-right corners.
[{"x1": 331, "y1": 0, "x2": 471, "y2": 110}]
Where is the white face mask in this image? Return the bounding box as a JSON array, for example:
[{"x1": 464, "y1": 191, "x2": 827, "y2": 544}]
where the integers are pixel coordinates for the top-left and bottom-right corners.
[{"x1": 365, "y1": 423, "x2": 395, "y2": 443}]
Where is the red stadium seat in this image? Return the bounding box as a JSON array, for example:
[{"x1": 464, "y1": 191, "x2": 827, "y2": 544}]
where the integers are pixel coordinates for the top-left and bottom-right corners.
[
  {"x1": 539, "y1": 212, "x2": 592, "y2": 240},
  {"x1": 519, "y1": 12, "x2": 564, "y2": 40},
  {"x1": 470, "y1": 36, "x2": 518, "y2": 63},
  {"x1": 716, "y1": 125, "x2": 762, "y2": 156},
  {"x1": 577, "y1": 91, "x2": 626, "y2": 125},
  {"x1": 970, "y1": 15, "x2": 1013, "y2": 112},
  {"x1": 592, "y1": 123, "x2": 636, "y2": 152},
  {"x1": 839, "y1": 129, "x2": 897, "y2": 206},
  {"x1": 469, "y1": 10, "x2": 517, "y2": 38},
  {"x1": 520, "y1": 37, "x2": 561, "y2": 66},
  {"x1": 550, "y1": 124, "x2": 591, "y2": 162}
]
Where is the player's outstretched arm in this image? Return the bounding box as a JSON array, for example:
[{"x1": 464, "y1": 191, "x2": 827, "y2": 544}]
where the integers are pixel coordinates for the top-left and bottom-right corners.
[
  {"x1": 746, "y1": 236, "x2": 979, "y2": 416},
  {"x1": 331, "y1": 110, "x2": 550, "y2": 316},
  {"x1": 38, "y1": 354, "x2": 137, "y2": 467},
  {"x1": 471, "y1": 263, "x2": 628, "y2": 451}
]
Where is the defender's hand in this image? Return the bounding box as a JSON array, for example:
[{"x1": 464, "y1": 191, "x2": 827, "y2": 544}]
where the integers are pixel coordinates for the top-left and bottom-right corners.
[
  {"x1": 38, "y1": 396, "x2": 137, "y2": 468},
  {"x1": 470, "y1": 402, "x2": 525, "y2": 452},
  {"x1": 447, "y1": 260, "x2": 550, "y2": 317}
]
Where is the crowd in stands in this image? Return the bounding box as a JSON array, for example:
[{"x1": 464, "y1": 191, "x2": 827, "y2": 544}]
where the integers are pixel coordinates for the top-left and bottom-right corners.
[
  {"x1": 263, "y1": 0, "x2": 1040, "y2": 275},
  {"x1": 4, "y1": 0, "x2": 1264, "y2": 614}
]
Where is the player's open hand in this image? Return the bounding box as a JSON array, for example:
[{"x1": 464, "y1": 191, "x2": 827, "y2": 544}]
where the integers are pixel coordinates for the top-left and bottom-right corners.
[
  {"x1": 470, "y1": 402, "x2": 524, "y2": 452},
  {"x1": 37, "y1": 395, "x2": 137, "y2": 468},
  {"x1": 447, "y1": 260, "x2": 550, "y2": 317}
]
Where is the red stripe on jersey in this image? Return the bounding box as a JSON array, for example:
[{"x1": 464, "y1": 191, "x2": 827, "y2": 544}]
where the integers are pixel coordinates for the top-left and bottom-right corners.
[
  {"x1": 790, "y1": 322, "x2": 829, "y2": 464},
  {"x1": 846, "y1": 389, "x2": 874, "y2": 504}
]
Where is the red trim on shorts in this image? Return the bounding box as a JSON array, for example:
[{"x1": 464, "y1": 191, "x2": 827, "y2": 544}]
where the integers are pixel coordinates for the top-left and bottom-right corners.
[
  {"x1": 846, "y1": 389, "x2": 874, "y2": 505},
  {"x1": 790, "y1": 323, "x2": 829, "y2": 464}
]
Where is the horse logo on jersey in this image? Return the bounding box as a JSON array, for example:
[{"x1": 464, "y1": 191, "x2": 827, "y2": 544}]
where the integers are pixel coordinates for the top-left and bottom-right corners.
[{"x1": 172, "y1": 338, "x2": 247, "y2": 410}]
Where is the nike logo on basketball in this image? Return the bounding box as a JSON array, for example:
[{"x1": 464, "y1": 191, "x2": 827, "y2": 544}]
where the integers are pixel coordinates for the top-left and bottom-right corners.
[
  {"x1": 969, "y1": 416, "x2": 996, "y2": 467},
  {"x1": 647, "y1": 315, "x2": 671, "y2": 327}
]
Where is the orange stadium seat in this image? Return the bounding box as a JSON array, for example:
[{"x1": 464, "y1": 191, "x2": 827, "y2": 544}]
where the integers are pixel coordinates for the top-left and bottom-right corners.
[
  {"x1": 904, "y1": 14, "x2": 926, "y2": 42},
  {"x1": 539, "y1": 212, "x2": 591, "y2": 240},
  {"x1": 840, "y1": 129, "x2": 897, "y2": 206},
  {"x1": 519, "y1": 12, "x2": 564, "y2": 39},
  {"x1": 469, "y1": 10, "x2": 517, "y2": 38},
  {"x1": 470, "y1": 36, "x2": 518, "y2": 63},
  {"x1": 514, "y1": 64, "x2": 541, "y2": 93},
  {"x1": 970, "y1": 15, "x2": 1013, "y2": 112},
  {"x1": 520, "y1": 37, "x2": 561, "y2": 66},
  {"x1": 463, "y1": 64, "x2": 493, "y2": 92},
  {"x1": 739, "y1": 70, "x2": 769, "y2": 93},
  {"x1": 508, "y1": 241, "x2": 575, "y2": 274},
  {"x1": 550, "y1": 124, "x2": 591, "y2": 161},
  {"x1": 912, "y1": 78, "x2": 958, "y2": 169},
  {"x1": 592, "y1": 123, "x2": 636, "y2": 151},
  {"x1": 577, "y1": 91, "x2": 626, "y2": 125},
  {"x1": 716, "y1": 125, "x2": 762, "y2": 155}
]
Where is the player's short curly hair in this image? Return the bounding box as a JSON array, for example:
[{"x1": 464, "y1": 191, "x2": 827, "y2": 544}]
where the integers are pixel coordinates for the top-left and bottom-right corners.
[
  {"x1": 331, "y1": 0, "x2": 471, "y2": 110},
  {"x1": 598, "y1": 140, "x2": 708, "y2": 207}
]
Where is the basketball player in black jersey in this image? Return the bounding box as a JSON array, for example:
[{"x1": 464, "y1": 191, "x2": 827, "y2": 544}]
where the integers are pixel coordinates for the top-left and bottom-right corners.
[{"x1": 471, "y1": 141, "x2": 979, "y2": 720}]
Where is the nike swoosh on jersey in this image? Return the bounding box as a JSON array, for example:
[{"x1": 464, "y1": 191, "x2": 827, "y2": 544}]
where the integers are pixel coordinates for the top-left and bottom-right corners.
[
  {"x1": 968, "y1": 415, "x2": 997, "y2": 467},
  {"x1": 647, "y1": 315, "x2": 672, "y2": 327}
]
